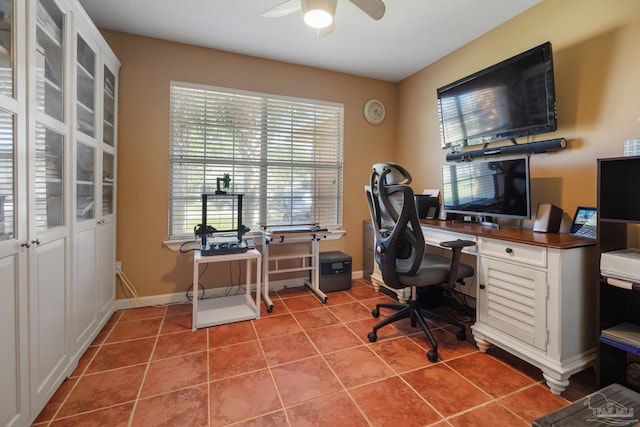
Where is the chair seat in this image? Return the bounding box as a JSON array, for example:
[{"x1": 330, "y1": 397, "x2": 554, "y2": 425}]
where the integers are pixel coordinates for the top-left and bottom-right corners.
[{"x1": 396, "y1": 253, "x2": 474, "y2": 288}]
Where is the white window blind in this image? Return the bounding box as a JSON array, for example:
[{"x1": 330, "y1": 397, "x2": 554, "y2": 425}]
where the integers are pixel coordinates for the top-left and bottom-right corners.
[{"x1": 169, "y1": 82, "x2": 344, "y2": 238}]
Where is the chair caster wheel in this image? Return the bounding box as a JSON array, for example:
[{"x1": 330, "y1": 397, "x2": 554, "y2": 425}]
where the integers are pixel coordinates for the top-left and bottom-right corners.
[
  {"x1": 367, "y1": 332, "x2": 377, "y2": 342},
  {"x1": 456, "y1": 330, "x2": 466, "y2": 341},
  {"x1": 372, "y1": 308, "x2": 380, "y2": 318},
  {"x1": 427, "y1": 350, "x2": 438, "y2": 363}
]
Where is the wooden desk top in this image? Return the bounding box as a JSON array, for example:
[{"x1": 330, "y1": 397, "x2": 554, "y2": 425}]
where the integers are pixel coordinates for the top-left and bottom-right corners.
[{"x1": 420, "y1": 219, "x2": 597, "y2": 250}]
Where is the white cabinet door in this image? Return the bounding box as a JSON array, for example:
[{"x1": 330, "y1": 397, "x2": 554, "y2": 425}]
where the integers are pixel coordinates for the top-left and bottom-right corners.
[
  {"x1": 72, "y1": 225, "x2": 98, "y2": 352},
  {"x1": 97, "y1": 217, "x2": 115, "y2": 319},
  {"x1": 96, "y1": 59, "x2": 118, "y2": 321},
  {"x1": 72, "y1": 12, "x2": 100, "y2": 358},
  {"x1": 29, "y1": 237, "x2": 69, "y2": 410},
  {"x1": 29, "y1": 0, "x2": 72, "y2": 413},
  {"x1": 0, "y1": 100, "x2": 29, "y2": 426},
  {"x1": 0, "y1": 252, "x2": 28, "y2": 427},
  {"x1": 478, "y1": 256, "x2": 548, "y2": 351}
]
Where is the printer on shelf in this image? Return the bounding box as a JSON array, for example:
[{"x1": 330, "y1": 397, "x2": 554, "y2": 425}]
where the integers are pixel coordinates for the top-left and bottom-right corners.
[{"x1": 601, "y1": 248, "x2": 640, "y2": 284}]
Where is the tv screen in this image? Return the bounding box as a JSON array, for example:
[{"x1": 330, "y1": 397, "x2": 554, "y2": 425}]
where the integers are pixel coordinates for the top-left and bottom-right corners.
[
  {"x1": 438, "y1": 42, "x2": 557, "y2": 150},
  {"x1": 441, "y1": 157, "x2": 531, "y2": 220}
]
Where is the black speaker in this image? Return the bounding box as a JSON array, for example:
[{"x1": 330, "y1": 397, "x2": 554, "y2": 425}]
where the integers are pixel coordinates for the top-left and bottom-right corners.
[
  {"x1": 533, "y1": 203, "x2": 563, "y2": 233},
  {"x1": 446, "y1": 138, "x2": 567, "y2": 161}
]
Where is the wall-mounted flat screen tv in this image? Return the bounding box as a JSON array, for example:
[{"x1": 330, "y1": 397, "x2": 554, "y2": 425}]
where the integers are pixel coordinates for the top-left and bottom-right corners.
[
  {"x1": 438, "y1": 42, "x2": 557, "y2": 150},
  {"x1": 441, "y1": 156, "x2": 531, "y2": 221}
]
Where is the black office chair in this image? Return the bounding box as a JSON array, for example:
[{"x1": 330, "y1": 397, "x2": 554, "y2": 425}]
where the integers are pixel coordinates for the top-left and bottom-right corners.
[{"x1": 365, "y1": 163, "x2": 476, "y2": 362}]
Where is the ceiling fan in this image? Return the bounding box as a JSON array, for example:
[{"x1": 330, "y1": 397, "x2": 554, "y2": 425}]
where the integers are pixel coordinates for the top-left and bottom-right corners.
[{"x1": 262, "y1": 0, "x2": 385, "y2": 36}]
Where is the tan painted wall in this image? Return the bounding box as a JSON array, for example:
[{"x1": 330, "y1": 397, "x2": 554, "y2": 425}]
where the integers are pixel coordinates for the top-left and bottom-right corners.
[
  {"x1": 107, "y1": 0, "x2": 640, "y2": 300},
  {"x1": 103, "y1": 31, "x2": 397, "y2": 299},
  {"x1": 397, "y1": 0, "x2": 640, "y2": 233}
]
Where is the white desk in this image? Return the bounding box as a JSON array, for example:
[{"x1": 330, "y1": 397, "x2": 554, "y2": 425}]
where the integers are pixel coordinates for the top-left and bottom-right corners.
[
  {"x1": 372, "y1": 220, "x2": 598, "y2": 395},
  {"x1": 192, "y1": 249, "x2": 261, "y2": 330},
  {"x1": 261, "y1": 229, "x2": 331, "y2": 312}
]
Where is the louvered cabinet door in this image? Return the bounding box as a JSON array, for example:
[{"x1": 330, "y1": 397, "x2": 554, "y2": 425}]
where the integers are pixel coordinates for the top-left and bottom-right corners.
[{"x1": 477, "y1": 256, "x2": 548, "y2": 351}]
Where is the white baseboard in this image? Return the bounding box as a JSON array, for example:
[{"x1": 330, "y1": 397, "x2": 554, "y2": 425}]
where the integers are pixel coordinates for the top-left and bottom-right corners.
[{"x1": 116, "y1": 270, "x2": 364, "y2": 310}]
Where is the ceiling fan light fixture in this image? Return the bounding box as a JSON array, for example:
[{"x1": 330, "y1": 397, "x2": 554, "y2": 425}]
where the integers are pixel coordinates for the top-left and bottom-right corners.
[{"x1": 302, "y1": 0, "x2": 337, "y2": 29}]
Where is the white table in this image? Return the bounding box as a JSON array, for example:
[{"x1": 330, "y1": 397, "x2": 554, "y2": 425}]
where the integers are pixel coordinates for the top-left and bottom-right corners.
[
  {"x1": 192, "y1": 249, "x2": 262, "y2": 330},
  {"x1": 261, "y1": 229, "x2": 331, "y2": 312}
]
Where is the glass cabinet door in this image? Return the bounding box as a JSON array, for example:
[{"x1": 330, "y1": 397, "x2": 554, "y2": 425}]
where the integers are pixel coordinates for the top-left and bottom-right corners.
[
  {"x1": 0, "y1": 0, "x2": 12, "y2": 241},
  {"x1": 34, "y1": 123, "x2": 64, "y2": 231},
  {"x1": 76, "y1": 34, "x2": 95, "y2": 136},
  {"x1": 103, "y1": 65, "x2": 115, "y2": 146},
  {"x1": 0, "y1": 109, "x2": 14, "y2": 240},
  {"x1": 0, "y1": 0, "x2": 13, "y2": 98},
  {"x1": 76, "y1": 142, "x2": 94, "y2": 220},
  {"x1": 36, "y1": 0, "x2": 64, "y2": 121},
  {"x1": 102, "y1": 151, "x2": 113, "y2": 216}
]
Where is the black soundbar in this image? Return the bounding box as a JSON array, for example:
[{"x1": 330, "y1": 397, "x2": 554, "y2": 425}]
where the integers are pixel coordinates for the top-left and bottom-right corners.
[{"x1": 446, "y1": 138, "x2": 567, "y2": 161}]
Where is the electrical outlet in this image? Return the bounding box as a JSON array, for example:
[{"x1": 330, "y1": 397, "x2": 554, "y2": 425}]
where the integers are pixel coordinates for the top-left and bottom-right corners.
[{"x1": 115, "y1": 261, "x2": 122, "y2": 273}]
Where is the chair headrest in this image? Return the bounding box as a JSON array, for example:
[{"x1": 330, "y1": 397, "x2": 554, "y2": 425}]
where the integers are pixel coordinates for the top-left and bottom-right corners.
[{"x1": 372, "y1": 163, "x2": 412, "y2": 186}]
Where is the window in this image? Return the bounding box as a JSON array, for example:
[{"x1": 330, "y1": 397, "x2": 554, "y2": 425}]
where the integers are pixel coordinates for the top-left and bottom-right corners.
[{"x1": 169, "y1": 82, "x2": 344, "y2": 239}]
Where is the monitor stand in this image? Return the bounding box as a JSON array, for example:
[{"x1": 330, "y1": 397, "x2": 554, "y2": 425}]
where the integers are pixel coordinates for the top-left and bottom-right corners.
[
  {"x1": 453, "y1": 215, "x2": 500, "y2": 229},
  {"x1": 478, "y1": 220, "x2": 500, "y2": 229}
]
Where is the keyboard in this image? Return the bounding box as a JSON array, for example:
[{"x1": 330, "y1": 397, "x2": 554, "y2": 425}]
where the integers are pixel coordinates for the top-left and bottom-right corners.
[{"x1": 570, "y1": 225, "x2": 597, "y2": 239}]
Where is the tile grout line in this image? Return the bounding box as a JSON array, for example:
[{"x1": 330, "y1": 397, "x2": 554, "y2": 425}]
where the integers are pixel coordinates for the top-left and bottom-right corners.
[
  {"x1": 278, "y1": 283, "x2": 446, "y2": 423},
  {"x1": 293, "y1": 295, "x2": 375, "y2": 426},
  {"x1": 43, "y1": 310, "x2": 126, "y2": 425},
  {"x1": 354, "y1": 306, "x2": 449, "y2": 424},
  {"x1": 37, "y1": 282, "x2": 591, "y2": 425},
  {"x1": 126, "y1": 306, "x2": 168, "y2": 426},
  {"x1": 261, "y1": 287, "x2": 374, "y2": 424},
  {"x1": 246, "y1": 314, "x2": 292, "y2": 426}
]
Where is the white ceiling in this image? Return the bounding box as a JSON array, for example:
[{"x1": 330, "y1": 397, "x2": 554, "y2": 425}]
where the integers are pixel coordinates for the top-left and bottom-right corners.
[{"x1": 77, "y1": 0, "x2": 541, "y2": 83}]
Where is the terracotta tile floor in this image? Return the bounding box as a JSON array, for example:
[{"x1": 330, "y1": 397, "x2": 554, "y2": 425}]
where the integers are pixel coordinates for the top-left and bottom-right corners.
[{"x1": 32, "y1": 279, "x2": 598, "y2": 426}]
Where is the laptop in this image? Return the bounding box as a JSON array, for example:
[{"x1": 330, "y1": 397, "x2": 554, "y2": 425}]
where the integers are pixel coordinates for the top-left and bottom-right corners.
[{"x1": 568, "y1": 206, "x2": 597, "y2": 239}]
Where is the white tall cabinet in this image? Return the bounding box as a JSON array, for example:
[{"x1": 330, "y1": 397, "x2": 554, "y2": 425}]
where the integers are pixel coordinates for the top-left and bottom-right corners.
[
  {"x1": 70, "y1": 9, "x2": 119, "y2": 362},
  {"x1": 0, "y1": 1, "x2": 119, "y2": 425}
]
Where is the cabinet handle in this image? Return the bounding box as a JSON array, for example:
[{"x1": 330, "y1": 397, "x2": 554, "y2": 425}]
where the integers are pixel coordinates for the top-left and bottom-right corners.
[
  {"x1": 479, "y1": 284, "x2": 486, "y2": 290},
  {"x1": 21, "y1": 241, "x2": 31, "y2": 248},
  {"x1": 97, "y1": 219, "x2": 105, "y2": 225},
  {"x1": 505, "y1": 247, "x2": 513, "y2": 254},
  {"x1": 30, "y1": 239, "x2": 41, "y2": 246}
]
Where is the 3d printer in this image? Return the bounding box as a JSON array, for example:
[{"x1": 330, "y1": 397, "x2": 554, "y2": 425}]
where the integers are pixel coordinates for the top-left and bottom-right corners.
[{"x1": 196, "y1": 192, "x2": 252, "y2": 256}]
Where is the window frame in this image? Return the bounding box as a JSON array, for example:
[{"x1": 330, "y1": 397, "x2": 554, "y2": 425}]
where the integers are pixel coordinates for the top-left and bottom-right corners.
[{"x1": 168, "y1": 81, "x2": 344, "y2": 239}]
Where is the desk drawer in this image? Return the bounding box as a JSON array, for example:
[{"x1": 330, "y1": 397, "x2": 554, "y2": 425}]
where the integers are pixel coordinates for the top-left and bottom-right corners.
[{"x1": 479, "y1": 238, "x2": 547, "y2": 268}]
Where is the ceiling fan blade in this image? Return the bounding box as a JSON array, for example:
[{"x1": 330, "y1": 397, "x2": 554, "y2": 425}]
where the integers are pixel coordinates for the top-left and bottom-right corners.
[
  {"x1": 348, "y1": 0, "x2": 385, "y2": 20},
  {"x1": 262, "y1": 0, "x2": 301, "y2": 18}
]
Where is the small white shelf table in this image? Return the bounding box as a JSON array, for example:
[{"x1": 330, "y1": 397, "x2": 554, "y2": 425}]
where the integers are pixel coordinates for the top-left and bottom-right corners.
[{"x1": 192, "y1": 249, "x2": 262, "y2": 330}]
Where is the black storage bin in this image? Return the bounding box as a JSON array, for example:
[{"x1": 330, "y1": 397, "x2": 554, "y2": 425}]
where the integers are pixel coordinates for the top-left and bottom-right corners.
[{"x1": 317, "y1": 251, "x2": 352, "y2": 292}]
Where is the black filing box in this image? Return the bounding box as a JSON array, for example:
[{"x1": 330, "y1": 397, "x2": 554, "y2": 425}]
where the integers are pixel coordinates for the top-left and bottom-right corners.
[{"x1": 318, "y1": 251, "x2": 352, "y2": 292}]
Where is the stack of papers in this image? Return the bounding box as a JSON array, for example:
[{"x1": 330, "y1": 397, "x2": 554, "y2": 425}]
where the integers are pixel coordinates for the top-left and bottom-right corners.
[{"x1": 600, "y1": 322, "x2": 640, "y2": 353}]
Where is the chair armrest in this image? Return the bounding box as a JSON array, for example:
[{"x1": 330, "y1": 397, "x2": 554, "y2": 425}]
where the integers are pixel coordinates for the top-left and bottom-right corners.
[
  {"x1": 439, "y1": 240, "x2": 475, "y2": 288},
  {"x1": 439, "y1": 239, "x2": 476, "y2": 249}
]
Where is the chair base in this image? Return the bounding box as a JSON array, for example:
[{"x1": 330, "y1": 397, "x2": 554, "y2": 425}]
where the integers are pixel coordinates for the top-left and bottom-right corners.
[{"x1": 367, "y1": 299, "x2": 466, "y2": 362}]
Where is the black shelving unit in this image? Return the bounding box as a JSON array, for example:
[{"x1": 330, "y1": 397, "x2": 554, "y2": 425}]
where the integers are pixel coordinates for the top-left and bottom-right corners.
[{"x1": 597, "y1": 156, "x2": 640, "y2": 391}]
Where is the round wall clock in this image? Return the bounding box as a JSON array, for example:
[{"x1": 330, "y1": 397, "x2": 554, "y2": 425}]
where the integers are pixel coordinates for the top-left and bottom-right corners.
[{"x1": 364, "y1": 99, "x2": 385, "y2": 125}]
